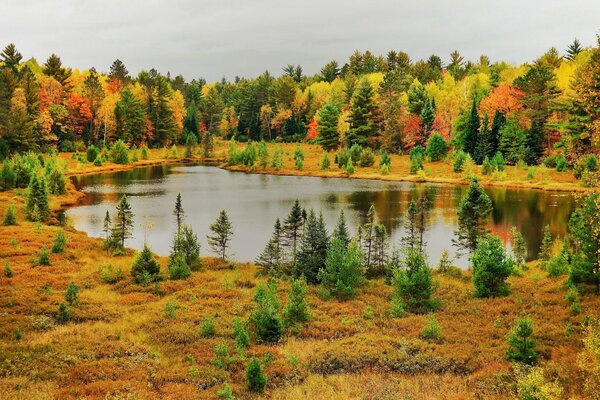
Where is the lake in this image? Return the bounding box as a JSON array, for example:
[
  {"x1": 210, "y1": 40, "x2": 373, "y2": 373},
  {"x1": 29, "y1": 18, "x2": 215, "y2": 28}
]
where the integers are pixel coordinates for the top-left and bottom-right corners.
[{"x1": 66, "y1": 164, "x2": 576, "y2": 268}]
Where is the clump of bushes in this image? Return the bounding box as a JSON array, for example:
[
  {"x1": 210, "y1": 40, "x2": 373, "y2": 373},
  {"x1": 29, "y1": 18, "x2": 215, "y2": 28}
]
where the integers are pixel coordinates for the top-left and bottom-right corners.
[{"x1": 109, "y1": 140, "x2": 130, "y2": 164}]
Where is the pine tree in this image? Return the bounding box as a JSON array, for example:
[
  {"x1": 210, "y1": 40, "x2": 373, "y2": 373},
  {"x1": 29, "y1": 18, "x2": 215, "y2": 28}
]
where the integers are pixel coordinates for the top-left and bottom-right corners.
[
  {"x1": 65, "y1": 281, "x2": 80, "y2": 306},
  {"x1": 318, "y1": 238, "x2": 364, "y2": 299},
  {"x1": 539, "y1": 224, "x2": 553, "y2": 261},
  {"x1": 474, "y1": 114, "x2": 492, "y2": 164},
  {"x1": 419, "y1": 97, "x2": 435, "y2": 146},
  {"x1": 207, "y1": 210, "x2": 233, "y2": 260},
  {"x1": 565, "y1": 38, "x2": 583, "y2": 61},
  {"x1": 171, "y1": 224, "x2": 201, "y2": 271},
  {"x1": 102, "y1": 211, "x2": 111, "y2": 242},
  {"x1": 472, "y1": 235, "x2": 514, "y2": 297},
  {"x1": 317, "y1": 103, "x2": 341, "y2": 150},
  {"x1": 362, "y1": 205, "x2": 376, "y2": 270},
  {"x1": 283, "y1": 200, "x2": 304, "y2": 266},
  {"x1": 489, "y1": 110, "x2": 505, "y2": 158},
  {"x1": 3, "y1": 204, "x2": 16, "y2": 226},
  {"x1": 506, "y1": 317, "x2": 537, "y2": 365},
  {"x1": 283, "y1": 277, "x2": 310, "y2": 327},
  {"x1": 111, "y1": 195, "x2": 134, "y2": 249},
  {"x1": 246, "y1": 358, "x2": 267, "y2": 393},
  {"x1": 568, "y1": 193, "x2": 600, "y2": 294},
  {"x1": 256, "y1": 218, "x2": 284, "y2": 276},
  {"x1": 510, "y1": 227, "x2": 528, "y2": 268},
  {"x1": 131, "y1": 243, "x2": 161, "y2": 283},
  {"x1": 25, "y1": 174, "x2": 50, "y2": 222},
  {"x1": 403, "y1": 200, "x2": 419, "y2": 250},
  {"x1": 43, "y1": 54, "x2": 71, "y2": 87},
  {"x1": 392, "y1": 248, "x2": 435, "y2": 313},
  {"x1": 346, "y1": 79, "x2": 380, "y2": 148},
  {"x1": 173, "y1": 193, "x2": 184, "y2": 233},
  {"x1": 332, "y1": 210, "x2": 351, "y2": 247},
  {"x1": 115, "y1": 89, "x2": 146, "y2": 144},
  {"x1": 294, "y1": 210, "x2": 329, "y2": 284},
  {"x1": 372, "y1": 224, "x2": 389, "y2": 276},
  {"x1": 463, "y1": 98, "x2": 480, "y2": 158},
  {"x1": 167, "y1": 251, "x2": 191, "y2": 280},
  {"x1": 250, "y1": 280, "x2": 283, "y2": 344},
  {"x1": 454, "y1": 178, "x2": 493, "y2": 254}
]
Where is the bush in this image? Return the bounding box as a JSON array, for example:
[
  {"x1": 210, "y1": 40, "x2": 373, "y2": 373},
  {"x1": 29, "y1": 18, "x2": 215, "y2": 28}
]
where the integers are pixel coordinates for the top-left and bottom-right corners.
[
  {"x1": 283, "y1": 277, "x2": 310, "y2": 327},
  {"x1": 246, "y1": 358, "x2": 267, "y2": 393},
  {"x1": 233, "y1": 317, "x2": 250, "y2": 350},
  {"x1": 506, "y1": 317, "x2": 537, "y2": 365},
  {"x1": 38, "y1": 247, "x2": 51, "y2": 266},
  {"x1": 392, "y1": 249, "x2": 436, "y2": 313},
  {"x1": 4, "y1": 261, "x2": 13, "y2": 278},
  {"x1": 491, "y1": 151, "x2": 505, "y2": 172},
  {"x1": 131, "y1": 244, "x2": 161, "y2": 283},
  {"x1": 543, "y1": 155, "x2": 557, "y2": 168},
  {"x1": 3, "y1": 205, "x2": 17, "y2": 225},
  {"x1": 200, "y1": 316, "x2": 216, "y2": 338},
  {"x1": 380, "y1": 152, "x2": 391, "y2": 168},
  {"x1": 140, "y1": 145, "x2": 150, "y2": 160},
  {"x1": 409, "y1": 146, "x2": 424, "y2": 174},
  {"x1": 257, "y1": 141, "x2": 269, "y2": 168},
  {"x1": 51, "y1": 230, "x2": 67, "y2": 253},
  {"x1": 380, "y1": 163, "x2": 390, "y2": 175},
  {"x1": 217, "y1": 383, "x2": 235, "y2": 400},
  {"x1": 482, "y1": 156, "x2": 494, "y2": 175},
  {"x1": 65, "y1": 281, "x2": 80, "y2": 306},
  {"x1": 452, "y1": 150, "x2": 467, "y2": 173},
  {"x1": 515, "y1": 364, "x2": 564, "y2": 400},
  {"x1": 319, "y1": 238, "x2": 364, "y2": 300},
  {"x1": 108, "y1": 140, "x2": 129, "y2": 164},
  {"x1": 344, "y1": 158, "x2": 355, "y2": 174},
  {"x1": 420, "y1": 314, "x2": 443, "y2": 343},
  {"x1": 55, "y1": 302, "x2": 71, "y2": 324},
  {"x1": 358, "y1": 148, "x2": 375, "y2": 167},
  {"x1": 46, "y1": 168, "x2": 66, "y2": 195},
  {"x1": 545, "y1": 253, "x2": 569, "y2": 278},
  {"x1": 555, "y1": 154, "x2": 568, "y2": 172},
  {"x1": 86, "y1": 145, "x2": 99, "y2": 163},
  {"x1": 426, "y1": 133, "x2": 447, "y2": 162},
  {"x1": 93, "y1": 156, "x2": 102, "y2": 166},
  {"x1": 250, "y1": 280, "x2": 283, "y2": 344},
  {"x1": 472, "y1": 235, "x2": 514, "y2": 298},
  {"x1": 294, "y1": 145, "x2": 304, "y2": 170},
  {"x1": 271, "y1": 145, "x2": 284, "y2": 170},
  {"x1": 320, "y1": 152, "x2": 330, "y2": 170},
  {"x1": 100, "y1": 264, "x2": 125, "y2": 284},
  {"x1": 167, "y1": 251, "x2": 191, "y2": 280}
]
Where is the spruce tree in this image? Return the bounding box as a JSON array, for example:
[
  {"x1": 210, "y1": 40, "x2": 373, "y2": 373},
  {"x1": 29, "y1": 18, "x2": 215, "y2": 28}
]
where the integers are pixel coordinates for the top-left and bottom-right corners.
[
  {"x1": 318, "y1": 238, "x2": 364, "y2": 299},
  {"x1": 454, "y1": 178, "x2": 493, "y2": 254},
  {"x1": 346, "y1": 79, "x2": 380, "y2": 147},
  {"x1": 65, "y1": 281, "x2": 80, "y2": 306},
  {"x1": 472, "y1": 235, "x2": 514, "y2": 297},
  {"x1": 463, "y1": 98, "x2": 480, "y2": 158},
  {"x1": 102, "y1": 210, "x2": 111, "y2": 243},
  {"x1": 250, "y1": 280, "x2": 283, "y2": 344},
  {"x1": 372, "y1": 224, "x2": 389, "y2": 276},
  {"x1": 25, "y1": 174, "x2": 50, "y2": 222},
  {"x1": 539, "y1": 224, "x2": 553, "y2": 261},
  {"x1": 361, "y1": 204, "x2": 376, "y2": 270},
  {"x1": 111, "y1": 195, "x2": 134, "y2": 250},
  {"x1": 283, "y1": 200, "x2": 304, "y2": 266},
  {"x1": 419, "y1": 97, "x2": 435, "y2": 146},
  {"x1": 171, "y1": 224, "x2": 201, "y2": 271},
  {"x1": 207, "y1": 210, "x2": 234, "y2": 260},
  {"x1": 506, "y1": 317, "x2": 537, "y2": 365},
  {"x1": 256, "y1": 218, "x2": 284, "y2": 276},
  {"x1": 3, "y1": 205, "x2": 16, "y2": 225},
  {"x1": 283, "y1": 277, "x2": 310, "y2": 327},
  {"x1": 114, "y1": 89, "x2": 145, "y2": 143},
  {"x1": 332, "y1": 210, "x2": 351, "y2": 247},
  {"x1": 565, "y1": 38, "x2": 583, "y2": 61},
  {"x1": 474, "y1": 114, "x2": 492, "y2": 164},
  {"x1": 391, "y1": 248, "x2": 435, "y2": 314},
  {"x1": 510, "y1": 227, "x2": 528, "y2": 268},
  {"x1": 173, "y1": 193, "x2": 184, "y2": 233},
  {"x1": 131, "y1": 243, "x2": 161, "y2": 283},
  {"x1": 317, "y1": 103, "x2": 341, "y2": 150},
  {"x1": 246, "y1": 358, "x2": 267, "y2": 393},
  {"x1": 568, "y1": 193, "x2": 600, "y2": 293},
  {"x1": 489, "y1": 110, "x2": 505, "y2": 158},
  {"x1": 294, "y1": 210, "x2": 329, "y2": 284}
]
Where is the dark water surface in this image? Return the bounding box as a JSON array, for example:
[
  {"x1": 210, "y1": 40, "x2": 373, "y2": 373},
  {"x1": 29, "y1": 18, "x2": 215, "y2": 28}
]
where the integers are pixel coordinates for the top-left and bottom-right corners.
[{"x1": 67, "y1": 164, "x2": 576, "y2": 268}]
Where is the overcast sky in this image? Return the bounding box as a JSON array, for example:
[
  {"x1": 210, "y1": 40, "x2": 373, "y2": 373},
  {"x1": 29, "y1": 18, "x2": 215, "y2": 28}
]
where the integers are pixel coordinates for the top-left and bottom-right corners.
[{"x1": 1, "y1": 0, "x2": 599, "y2": 82}]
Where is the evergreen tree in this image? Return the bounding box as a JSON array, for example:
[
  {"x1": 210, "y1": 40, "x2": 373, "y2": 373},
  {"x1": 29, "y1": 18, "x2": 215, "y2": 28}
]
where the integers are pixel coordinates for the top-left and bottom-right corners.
[
  {"x1": 171, "y1": 224, "x2": 201, "y2": 271},
  {"x1": 250, "y1": 280, "x2": 283, "y2": 344},
  {"x1": 419, "y1": 97, "x2": 435, "y2": 146},
  {"x1": 392, "y1": 248, "x2": 435, "y2": 314},
  {"x1": 565, "y1": 38, "x2": 584, "y2": 61},
  {"x1": 454, "y1": 178, "x2": 493, "y2": 254},
  {"x1": 256, "y1": 218, "x2": 284, "y2": 276},
  {"x1": 25, "y1": 174, "x2": 50, "y2": 222},
  {"x1": 283, "y1": 200, "x2": 304, "y2": 266},
  {"x1": 361, "y1": 204, "x2": 376, "y2": 270},
  {"x1": 539, "y1": 224, "x2": 553, "y2": 262},
  {"x1": 3, "y1": 204, "x2": 16, "y2": 226},
  {"x1": 108, "y1": 59, "x2": 130, "y2": 86},
  {"x1": 131, "y1": 243, "x2": 161, "y2": 283},
  {"x1": 525, "y1": 122, "x2": 544, "y2": 165},
  {"x1": 463, "y1": 98, "x2": 480, "y2": 158},
  {"x1": 372, "y1": 224, "x2": 389, "y2": 276},
  {"x1": 332, "y1": 210, "x2": 351, "y2": 247},
  {"x1": 472, "y1": 235, "x2": 514, "y2": 297},
  {"x1": 102, "y1": 211, "x2": 111, "y2": 242},
  {"x1": 207, "y1": 210, "x2": 234, "y2": 260},
  {"x1": 318, "y1": 238, "x2": 364, "y2": 299},
  {"x1": 506, "y1": 317, "x2": 537, "y2": 365},
  {"x1": 148, "y1": 75, "x2": 177, "y2": 146},
  {"x1": 489, "y1": 110, "x2": 505, "y2": 158},
  {"x1": 246, "y1": 358, "x2": 267, "y2": 393},
  {"x1": 111, "y1": 195, "x2": 134, "y2": 249},
  {"x1": 43, "y1": 54, "x2": 71, "y2": 87},
  {"x1": 167, "y1": 251, "x2": 191, "y2": 280},
  {"x1": 317, "y1": 103, "x2": 341, "y2": 150},
  {"x1": 283, "y1": 277, "x2": 310, "y2": 327},
  {"x1": 510, "y1": 227, "x2": 528, "y2": 268},
  {"x1": 426, "y1": 133, "x2": 447, "y2": 162},
  {"x1": 64, "y1": 281, "x2": 80, "y2": 306},
  {"x1": 115, "y1": 89, "x2": 146, "y2": 144},
  {"x1": 474, "y1": 114, "x2": 492, "y2": 164},
  {"x1": 346, "y1": 79, "x2": 380, "y2": 147},
  {"x1": 568, "y1": 193, "x2": 600, "y2": 293},
  {"x1": 1, "y1": 44, "x2": 22, "y2": 73},
  {"x1": 294, "y1": 210, "x2": 329, "y2": 283},
  {"x1": 173, "y1": 193, "x2": 184, "y2": 233}
]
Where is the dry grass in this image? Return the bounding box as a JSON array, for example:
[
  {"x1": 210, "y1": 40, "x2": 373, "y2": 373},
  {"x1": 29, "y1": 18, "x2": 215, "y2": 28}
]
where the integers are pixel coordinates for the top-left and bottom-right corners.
[{"x1": 0, "y1": 145, "x2": 598, "y2": 399}]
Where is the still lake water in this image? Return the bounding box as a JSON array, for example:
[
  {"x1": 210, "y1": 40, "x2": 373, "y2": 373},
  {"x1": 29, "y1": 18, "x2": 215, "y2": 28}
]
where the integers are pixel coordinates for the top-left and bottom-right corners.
[{"x1": 67, "y1": 164, "x2": 576, "y2": 268}]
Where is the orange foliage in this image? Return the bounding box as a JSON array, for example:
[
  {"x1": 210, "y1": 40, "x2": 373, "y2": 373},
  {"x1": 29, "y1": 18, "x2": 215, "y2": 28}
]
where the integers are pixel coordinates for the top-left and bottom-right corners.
[
  {"x1": 479, "y1": 85, "x2": 523, "y2": 119},
  {"x1": 403, "y1": 114, "x2": 422, "y2": 150},
  {"x1": 306, "y1": 117, "x2": 318, "y2": 140},
  {"x1": 65, "y1": 92, "x2": 92, "y2": 138}
]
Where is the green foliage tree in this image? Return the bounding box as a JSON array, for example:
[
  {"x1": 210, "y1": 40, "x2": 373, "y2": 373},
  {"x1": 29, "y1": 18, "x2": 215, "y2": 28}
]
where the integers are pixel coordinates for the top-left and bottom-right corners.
[
  {"x1": 318, "y1": 238, "x2": 364, "y2": 300},
  {"x1": 3, "y1": 204, "x2": 16, "y2": 225},
  {"x1": 568, "y1": 194, "x2": 600, "y2": 293},
  {"x1": 115, "y1": 89, "x2": 146, "y2": 144},
  {"x1": 171, "y1": 224, "x2": 201, "y2": 271},
  {"x1": 25, "y1": 174, "x2": 50, "y2": 222},
  {"x1": 173, "y1": 193, "x2": 184, "y2": 233},
  {"x1": 250, "y1": 280, "x2": 283, "y2": 344},
  {"x1": 283, "y1": 200, "x2": 304, "y2": 266},
  {"x1": 233, "y1": 317, "x2": 250, "y2": 351},
  {"x1": 333, "y1": 210, "x2": 351, "y2": 248},
  {"x1": 65, "y1": 281, "x2": 80, "y2": 306},
  {"x1": 463, "y1": 98, "x2": 480, "y2": 158},
  {"x1": 207, "y1": 210, "x2": 234, "y2": 261},
  {"x1": 131, "y1": 243, "x2": 161, "y2": 283},
  {"x1": 472, "y1": 235, "x2": 514, "y2": 297},
  {"x1": 110, "y1": 195, "x2": 134, "y2": 250},
  {"x1": 454, "y1": 178, "x2": 493, "y2": 254},
  {"x1": 346, "y1": 79, "x2": 380, "y2": 147},
  {"x1": 426, "y1": 133, "x2": 447, "y2": 161},
  {"x1": 51, "y1": 230, "x2": 67, "y2": 253},
  {"x1": 246, "y1": 357, "x2": 267, "y2": 393},
  {"x1": 167, "y1": 251, "x2": 191, "y2": 280},
  {"x1": 317, "y1": 103, "x2": 341, "y2": 150},
  {"x1": 391, "y1": 249, "x2": 436, "y2": 314},
  {"x1": 510, "y1": 227, "x2": 528, "y2": 268},
  {"x1": 109, "y1": 140, "x2": 130, "y2": 164},
  {"x1": 256, "y1": 218, "x2": 284, "y2": 276},
  {"x1": 283, "y1": 277, "x2": 310, "y2": 327},
  {"x1": 506, "y1": 317, "x2": 537, "y2": 365},
  {"x1": 294, "y1": 210, "x2": 329, "y2": 283},
  {"x1": 539, "y1": 224, "x2": 553, "y2": 262}
]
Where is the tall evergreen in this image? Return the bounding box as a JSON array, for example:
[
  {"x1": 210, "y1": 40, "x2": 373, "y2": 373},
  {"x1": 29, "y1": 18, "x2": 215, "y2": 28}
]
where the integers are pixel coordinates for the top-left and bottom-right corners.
[
  {"x1": 362, "y1": 205, "x2": 377, "y2": 270},
  {"x1": 171, "y1": 224, "x2": 201, "y2": 271},
  {"x1": 173, "y1": 193, "x2": 184, "y2": 233},
  {"x1": 294, "y1": 210, "x2": 329, "y2": 284},
  {"x1": 463, "y1": 98, "x2": 480, "y2": 157},
  {"x1": 372, "y1": 224, "x2": 389, "y2": 276},
  {"x1": 25, "y1": 174, "x2": 50, "y2": 222},
  {"x1": 102, "y1": 210, "x2": 111, "y2": 242},
  {"x1": 419, "y1": 97, "x2": 435, "y2": 146},
  {"x1": 207, "y1": 210, "x2": 234, "y2": 261},
  {"x1": 115, "y1": 89, "x2": 146, "y2": 144},
  {"x1": 346, "y1": 79, "x2": 380, "y2": 148},
  {"x1": 256, "y1": 218, "x2": 284, "y2": 276},
  {"x1": 489, "y1": 110, "x2": 505, "y2": 158},
  {"x1": 317, "y1": 103, "x2": 341, "y2": 151},
  {"x1": 454, "y1": 178, "x2": 493, "y2": 254},
  {"x1": 318, "y1": 238, "x2": 364, "y2": 299},
  {"x1": 43, "y1": 54, "x2": 71, "y2": 87},
  {"x1": 111, "y1": 195, "x2": 134, "y2": 249},
  {"x1": 283, "y1": 200, "x2": 304, "y2": 266},
  {"x1": 474, "y1": 114, "x2": 492, "y2": 164},
  {"x1": 332, "y1": 210, "x2": 351, "y2": 247},
  {"x1": 565, "y1": 38, "x2": 583, "y2": 61}
]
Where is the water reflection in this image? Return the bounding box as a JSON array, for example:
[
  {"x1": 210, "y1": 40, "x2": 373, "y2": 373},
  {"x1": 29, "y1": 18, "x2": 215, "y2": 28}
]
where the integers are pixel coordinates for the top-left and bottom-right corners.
[{"x1": 67, "y1": 164, "x2": 575, "y2": 268}]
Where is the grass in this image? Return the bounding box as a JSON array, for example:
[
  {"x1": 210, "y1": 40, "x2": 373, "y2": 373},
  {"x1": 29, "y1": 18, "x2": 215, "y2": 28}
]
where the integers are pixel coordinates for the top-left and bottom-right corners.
[{"x1": 0, "y1": 143, "x2": 598, "y2": 399}]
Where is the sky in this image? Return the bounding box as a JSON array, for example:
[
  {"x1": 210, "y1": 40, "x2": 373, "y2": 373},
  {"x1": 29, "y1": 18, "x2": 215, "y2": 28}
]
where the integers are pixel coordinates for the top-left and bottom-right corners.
[{"x1": 1, "y1": 0, "x2": 599, "y2": 82}]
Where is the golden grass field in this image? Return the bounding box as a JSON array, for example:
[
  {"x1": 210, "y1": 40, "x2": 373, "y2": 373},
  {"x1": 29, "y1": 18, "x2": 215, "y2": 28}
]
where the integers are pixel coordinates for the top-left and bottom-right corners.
[{"x1": 0, "y1": 142, "x2": 599, "y2": 399}]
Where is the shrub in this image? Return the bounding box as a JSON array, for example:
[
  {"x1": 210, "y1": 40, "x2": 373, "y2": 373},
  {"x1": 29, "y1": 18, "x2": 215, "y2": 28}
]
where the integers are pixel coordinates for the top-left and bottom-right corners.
[
  {"x1": 233, "y1": 317, "x2": 250, "y2": 350},
  {"x1": 472, "y1": 235, "x2": 514, "y2": 298},
  {"x1": 250, "y1": 280, "x2": 283, "y2": 344},
  {"x1": 510, "y1": 227, "x2": 527, "y2": 268},
  {"x1": 555, "y1": 154, "x2": 568, "y2": 172},
  {"x1": 420, "y1": 314, "x2": 443, "y2": 343},
  {"x1": 4, "y1": 261, "x2": 13, "y2": 278},
  {"x1": 380, "y1": 152, "x2": 391, "y2": 168},
  {"x1": 257, "y1": 141, "x2": 269, "y2": 168},
  {"x1": 3, "y1": 205, "x2": 17, "y2": 225},
  {"x1": 93, "y1": 156, "x2": 102, "y2": 166},
  {"x1": 320, "y1": 152, "x2": 330, "y2": 170},
  {"x1": 294, "y1": 145, "x2": 304, "y2": 170},
  {"x1": 167, "y1": 251, "x2": 191, "y2": 280},
  {"x1": 55, "y1": 302, "x2": 71, "y2": 323},
  {"x1": 545, "y1": 253, "x2": 569, "y2": 278},
  {"x1": 200, "y1": 316, "x2": 216, "y2": 338},
  {"x1": 271, "y1": 145, "x2": 284, "y2": 170},
  {"x1": 380, "y1": 163, "x2": 390, "y2": 175},
  {"x1": 65, "y1": 281, "x2": 80, "y2": 306},
  {"x1": 481, "y1": 156, "x2": 494, "y2": 175},
  {"x1": 515, "y1": 364, "x2": 564, "y2": 400},
  {"x1": 246, "y1": 358, "x2": 267, "y2": 393},
  {"x1": 392, "y1": 249, "x2": 436, "y2": 313},
  {"x1": 217, "y1": 383, "x2": 235, "y2": 400},
  {"x1": 344, "y1": 158, "x2": 355, "y2": 174},
  {"x1": 164, "y1": 301, "x2": 180, "y2": 319},
  {"x1": 46, "y1": 168, "x2": 66, "y2": 195},
  {"x1": 283, "y1": 277, "x2": 310, "y2": 327},
  {"x1": 581, "y1": 170, "x2": 599, "y2": 188},
  {"x1": 426, "y1": 133, "x2": 447, "y2": 162},
  {"x1": 38, "y1": 247, "x2": 51, "y2": 266},
  {"x1": 140, "y1": 145, "x2": 150, "y2": 160},
  {"x1": 452, "y1": 150, "x2": 467, "y2": 173},
  {"x1": 319, "y1": 238, "x2": 364, "y2": 300},
  {"x1": 543, "y1": 155, "x2": 557, "y2": 168},
  {"x1": 86, "y1": 145, "x2": 99, "y2": 163},
  {"x1": 131, "y1": 244, "x2": 161, "y2": 284},
  {"x1": 109, "y1": 140, "x2": 130, "y2": 164},
  {"x1": 51, "y1": 230, "x2": 67, "y2": 253},
  {"x1": 211, "y1": 341, "x2": 232, "y2": 369},
  {"x1": 358, "y1": 147, "x2": 375, "y2": 167},
  {"x1": 100, "y1": 264, "x2": 125, "y2": 284},
  {"x1": 491, "y1": 151, "x2": 505, "y2": 172},
  {"x1": 409, "y1": 146, "x2": 424, "y2": 174},
  {"x1": 506, "y1": 316, "x2": 537, "y2": 365}
]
